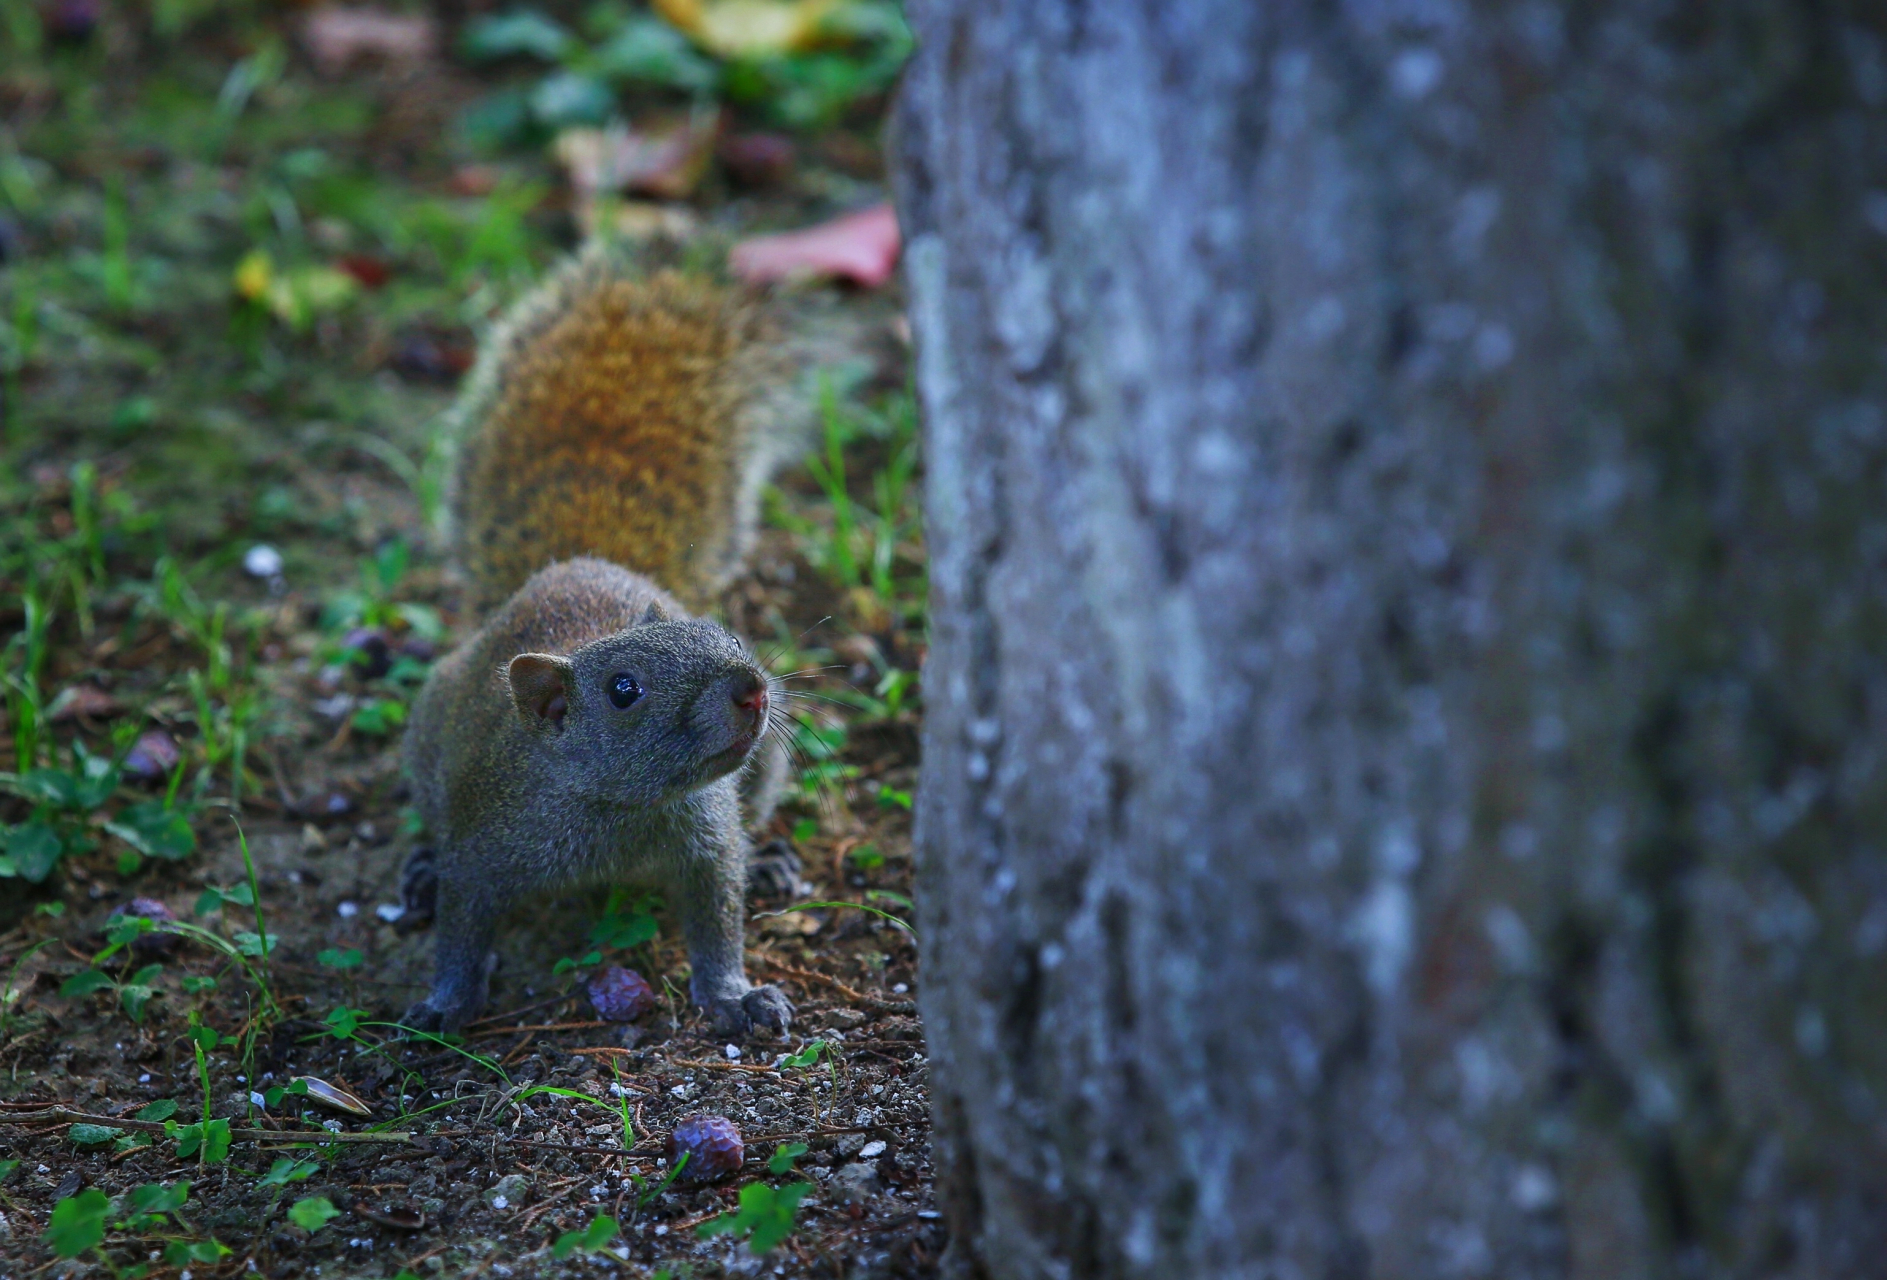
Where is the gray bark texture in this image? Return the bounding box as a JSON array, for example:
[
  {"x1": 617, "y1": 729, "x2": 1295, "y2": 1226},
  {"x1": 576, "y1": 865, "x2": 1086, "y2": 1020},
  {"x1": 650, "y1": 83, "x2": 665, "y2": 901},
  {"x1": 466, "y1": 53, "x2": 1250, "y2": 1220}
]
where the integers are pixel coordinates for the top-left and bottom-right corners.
[{"x1": 893, "y1": 2, "x2": 1887, "y2": 1277}]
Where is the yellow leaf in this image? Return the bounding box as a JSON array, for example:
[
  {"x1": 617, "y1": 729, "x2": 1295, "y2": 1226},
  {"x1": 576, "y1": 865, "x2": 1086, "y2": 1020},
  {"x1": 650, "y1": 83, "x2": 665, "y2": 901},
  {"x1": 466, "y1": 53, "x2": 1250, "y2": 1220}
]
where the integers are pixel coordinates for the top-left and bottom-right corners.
[
  {"x1": 652, "y1": 0, "x2": 837, "y2": 59},
  {"x1": 233, "y1": 251, "x2": 273, "y2": 301}
]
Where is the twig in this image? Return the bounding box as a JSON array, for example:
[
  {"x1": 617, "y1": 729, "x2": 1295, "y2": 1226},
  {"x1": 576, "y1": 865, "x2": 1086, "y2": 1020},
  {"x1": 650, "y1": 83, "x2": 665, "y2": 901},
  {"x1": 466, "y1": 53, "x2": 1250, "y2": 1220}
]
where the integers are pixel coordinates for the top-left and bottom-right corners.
[
  {"x1": 469, "y1": 1020, "x2": 608, "y2": 1040},
  {"x1": 463, "y1": 994, "x2": 577, "y2": 1030},
  {"x1": 751, "y1": 955, "x2": 915, "y2": 1013},
  {"x1": 1, "y1": 1105, "x2": 414, "y2": 1145}
]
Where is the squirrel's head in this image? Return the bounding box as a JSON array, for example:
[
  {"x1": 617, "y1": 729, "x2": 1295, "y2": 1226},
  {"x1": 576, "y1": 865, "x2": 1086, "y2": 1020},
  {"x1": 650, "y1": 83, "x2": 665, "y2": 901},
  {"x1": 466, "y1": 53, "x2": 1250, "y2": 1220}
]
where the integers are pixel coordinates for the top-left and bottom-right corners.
[{"x1": 502, "y1": 607, "x2": 773, "y2": 805}]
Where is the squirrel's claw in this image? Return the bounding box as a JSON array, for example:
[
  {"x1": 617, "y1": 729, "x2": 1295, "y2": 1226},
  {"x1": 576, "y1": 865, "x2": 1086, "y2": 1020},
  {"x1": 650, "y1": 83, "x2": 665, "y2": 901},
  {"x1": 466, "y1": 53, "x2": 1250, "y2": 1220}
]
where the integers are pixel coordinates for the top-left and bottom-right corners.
[
  {"x1": 707, "y1": 984, "x2": 794, "y2": 1037},
  {"x1": 396, "y1": 1001, "x2": 451, "y2": 1036}
]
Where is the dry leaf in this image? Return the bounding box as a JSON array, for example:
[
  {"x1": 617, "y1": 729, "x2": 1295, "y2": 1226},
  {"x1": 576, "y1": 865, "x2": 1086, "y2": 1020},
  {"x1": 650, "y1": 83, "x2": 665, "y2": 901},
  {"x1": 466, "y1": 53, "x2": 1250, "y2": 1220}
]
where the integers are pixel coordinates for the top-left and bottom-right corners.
[
  {"x1": 302, "y1": 7, "x2": 437, "y2": 76},
  {"x1": 729, "y1": 202, "x2": 899, "y2": 287},
  {"x1": 48, "y1": 684, "x2": 122, "y2": 723},
  {"x1": 652, "y1": 0, "x2": 837, "y2": 60},
  {"x1": 554, "y1": 114, "x2": 722, "y2": 205}
]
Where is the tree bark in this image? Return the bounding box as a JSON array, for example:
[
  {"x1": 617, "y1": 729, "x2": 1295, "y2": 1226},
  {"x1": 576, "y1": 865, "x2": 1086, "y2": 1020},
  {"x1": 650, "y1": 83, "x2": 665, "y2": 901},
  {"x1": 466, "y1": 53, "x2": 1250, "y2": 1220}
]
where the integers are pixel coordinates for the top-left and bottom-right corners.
[{"x1": 894, "y1": 2, "x2": 1887, "y2": 1277}]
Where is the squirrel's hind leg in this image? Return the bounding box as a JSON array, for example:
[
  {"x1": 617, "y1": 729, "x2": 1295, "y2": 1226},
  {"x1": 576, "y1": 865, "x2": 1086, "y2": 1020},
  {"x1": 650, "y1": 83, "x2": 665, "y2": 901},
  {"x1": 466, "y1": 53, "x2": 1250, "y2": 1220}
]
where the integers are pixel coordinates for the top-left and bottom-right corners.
[{"x1": 400, "y1": 874, "x2": 499, "y2": 1034}]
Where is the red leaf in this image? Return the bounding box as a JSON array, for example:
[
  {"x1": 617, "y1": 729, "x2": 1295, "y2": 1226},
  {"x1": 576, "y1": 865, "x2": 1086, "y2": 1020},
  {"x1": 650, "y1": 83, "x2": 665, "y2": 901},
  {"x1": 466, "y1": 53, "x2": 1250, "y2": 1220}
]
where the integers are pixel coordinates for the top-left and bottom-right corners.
[{"x1": 729, "y1": 203, "x2": 900, "y2": 288}]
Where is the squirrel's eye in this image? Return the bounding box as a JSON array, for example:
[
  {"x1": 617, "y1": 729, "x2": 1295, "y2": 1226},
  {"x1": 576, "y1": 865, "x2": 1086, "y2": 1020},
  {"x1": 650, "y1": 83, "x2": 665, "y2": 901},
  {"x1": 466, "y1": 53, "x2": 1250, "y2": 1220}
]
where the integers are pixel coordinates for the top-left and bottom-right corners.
[{"x1": 608, "y1": 673, "x2": 643, "y2": 709}]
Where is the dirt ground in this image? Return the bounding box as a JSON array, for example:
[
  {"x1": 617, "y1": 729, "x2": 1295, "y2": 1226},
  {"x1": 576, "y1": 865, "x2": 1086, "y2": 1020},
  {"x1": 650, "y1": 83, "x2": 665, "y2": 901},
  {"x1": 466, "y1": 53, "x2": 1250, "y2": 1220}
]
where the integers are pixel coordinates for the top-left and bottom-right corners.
[{"x1": 0, "y1": 5, "x2": 935, "y2": 1276}]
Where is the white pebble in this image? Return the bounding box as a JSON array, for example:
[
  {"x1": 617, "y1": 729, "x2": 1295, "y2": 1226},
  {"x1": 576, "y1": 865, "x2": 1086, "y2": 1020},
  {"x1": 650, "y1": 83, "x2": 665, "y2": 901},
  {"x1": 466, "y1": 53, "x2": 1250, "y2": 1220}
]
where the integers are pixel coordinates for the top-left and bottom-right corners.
[
  {"x1": 138, "y1": 1074, "x2": 150, "y2": 1084},
  {"x1": 337, "y1": 901, "x2": 359, "y2": 919},
  {"x1": 859, "y1": 1140, "x2": 886, "y2": 1159},
  {"x1": 375, "y1": 903, "x2": 405, "y2": 923},
  {"x1": 892, "y1": 983, "x2": 908, "y2": 993},
  {"x1": 491, "y1": 1195, "x2": 508, "y2": 1209},
  {"x1": 653, "y1": 1225, "x2": 667, "y2": 1236},
  {"x1": 250, "y1": 1092, "x2": 266, "y2": 1108},
  {"x1": 242, "y1": 544, "x2": 283, "y2": 578},
  {"x1": 724, "y1": 1044, "x2": 741, "y2": 1060},
  {"x1": 591, "y1": 1185, "x2": 608, "y2": 1198}
]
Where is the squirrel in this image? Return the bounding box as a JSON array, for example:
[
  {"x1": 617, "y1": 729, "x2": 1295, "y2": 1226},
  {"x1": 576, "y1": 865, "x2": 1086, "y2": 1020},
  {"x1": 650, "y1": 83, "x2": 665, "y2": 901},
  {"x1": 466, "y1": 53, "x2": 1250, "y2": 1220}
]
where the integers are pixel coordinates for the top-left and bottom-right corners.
[{"x1": 395, "y1": 243, "x2": 826, "y2": 1037}]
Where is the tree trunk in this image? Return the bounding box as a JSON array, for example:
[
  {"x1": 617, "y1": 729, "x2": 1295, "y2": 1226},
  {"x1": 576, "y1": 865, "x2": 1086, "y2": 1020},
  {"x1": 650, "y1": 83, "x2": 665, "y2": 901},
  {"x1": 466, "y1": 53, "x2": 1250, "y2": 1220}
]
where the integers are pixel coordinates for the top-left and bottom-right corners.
[{"x1": 894, "y1": 2, "x2": 1887, "y2": 1276}]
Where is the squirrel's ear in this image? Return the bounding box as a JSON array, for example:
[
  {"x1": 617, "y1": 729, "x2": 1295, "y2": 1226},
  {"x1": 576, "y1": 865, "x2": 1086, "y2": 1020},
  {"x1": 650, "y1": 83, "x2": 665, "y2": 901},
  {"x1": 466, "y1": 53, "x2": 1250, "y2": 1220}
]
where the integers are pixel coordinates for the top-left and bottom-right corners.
[
  {"x1": 634, "y1": 599, "x2": 668, "y2": 628},
  {"x1": 507, "y1": 653, "x2": 574, "y2": 730}
]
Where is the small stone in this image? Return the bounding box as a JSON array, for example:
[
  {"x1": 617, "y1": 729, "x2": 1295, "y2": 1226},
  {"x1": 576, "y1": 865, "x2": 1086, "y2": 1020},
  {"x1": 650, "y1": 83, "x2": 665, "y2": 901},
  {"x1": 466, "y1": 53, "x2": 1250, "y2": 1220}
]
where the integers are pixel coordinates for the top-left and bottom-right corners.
[
  {"x1": 665, "y1": 1114, "x2": 743, "y2": 1181},
  {"x1": 375, "y1": 903, "x2": 405, "y2": 923},
  {"x1": 829, "y1": 1162, "x2": 880, "y2": 1203},
  {"x1": 724, "y1": 1044, "x2": 741, "y2": 1060},
  {"x1": 242, "y1": 544, "x2": 284, "y2": 578},
  {"x1": 300, "y1": 824, "x2": 328, "y2": 855},
  {"x1": 587, "y1": 967, "x2": 656, "y2": 1023},
  {"x1": 337, "y1": 901, "x2": 360, "y2": 919},
  {"x1": 858, "y1": 1140, "x2": 886, "y2": 1159},
  {"x1": 483, "y1": 1174, "x2": 529, "y2": 1209}
]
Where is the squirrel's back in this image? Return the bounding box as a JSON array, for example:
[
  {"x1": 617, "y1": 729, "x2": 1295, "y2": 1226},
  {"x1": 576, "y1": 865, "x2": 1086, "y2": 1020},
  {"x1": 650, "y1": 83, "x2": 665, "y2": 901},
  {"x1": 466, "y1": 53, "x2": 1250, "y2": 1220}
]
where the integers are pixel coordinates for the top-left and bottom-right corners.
[{"x1": 450, "y1": 247, "x2": 797, "y2": 614}]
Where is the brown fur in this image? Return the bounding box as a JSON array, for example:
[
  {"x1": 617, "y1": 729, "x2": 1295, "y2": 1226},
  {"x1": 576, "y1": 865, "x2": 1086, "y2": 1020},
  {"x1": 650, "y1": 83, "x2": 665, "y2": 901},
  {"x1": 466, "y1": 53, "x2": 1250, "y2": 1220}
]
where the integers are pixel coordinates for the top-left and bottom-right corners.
[{"x1": 454, "y1": 263, "x2": 757, "y2": 613}]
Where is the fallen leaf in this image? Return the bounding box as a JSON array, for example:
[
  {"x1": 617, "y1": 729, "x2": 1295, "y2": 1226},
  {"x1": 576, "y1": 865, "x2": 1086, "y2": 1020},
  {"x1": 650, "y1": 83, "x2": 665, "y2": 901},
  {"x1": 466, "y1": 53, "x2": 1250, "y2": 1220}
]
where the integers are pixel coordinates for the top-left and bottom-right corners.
[
  {"x1": 47, "y1": 684, "x2": 121, "y2": 723},
  {"x1": 554, "y1": 113, "x2": 722, "y2": 205},
  {"x1": 352, "y1": 1201, "x2": 425, "y2": 1231},
  {"x1": 653, "y1": 0, "x2": 837, "y2": 60},
  {"x1": 335, "y1": 254, "x2": 391, "y2": 289},
  {"x1": 720, "y1": 131, "x2": 796, "y2": 187},
  {"x1": 302, "y1": 7, "x2": 437, "y2": 76},
  {"x1": 609, "y1": 201, "x2": 700, "y2": 242},
  {"x1": 729, "y1": 202, "x2": 899, "y2": 287}
]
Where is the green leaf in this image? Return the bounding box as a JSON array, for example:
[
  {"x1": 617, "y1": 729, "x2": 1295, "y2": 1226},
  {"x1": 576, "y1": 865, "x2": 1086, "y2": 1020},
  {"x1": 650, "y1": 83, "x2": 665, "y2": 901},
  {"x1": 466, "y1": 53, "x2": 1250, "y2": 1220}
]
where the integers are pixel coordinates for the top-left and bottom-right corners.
[
  {"x1": 747, "y1": 1181, "x2": 810, "y2": 1253},
  {"x1": 165, "y1": 1237, "x2": 231, "y2": 1265},
  {"x1": 553, "y1": 1212, "x2": 618, "y2": 1259},
  {"x1": 200, "y1": 1117, "x2": 232, "y2": 1163},
  {"x1": 768, "y1": 1142, "x2": 808, "y2": 1175},
  {"x1": 45, "y1": 1186, "x2": 109, "y2": 1258},
  {"x1": 317, "y1": 947, "x2": 363, "y2": 970},
  {"x1": 60, "y1": 969, "x2": 115, "y2": 998},
  {"x1": 529, "y1": 71, "x2": 614, "y2": 127},
  {"x1": 106, "y1": 915, "x2": 155, "y2": 945},
  {"x1": 288, "y1": 1195, "x2": 341, "y2": 1231},
  {"x1": 779, "y1": 1039, "x2": 827, "y2": 1069},
  {"x1": 350, "y1": 697, "x2": 408, "y2": 735},
  {"x1": 108, "y1": 801, "x2": 196, "y2": 860},
  {"x1": 126, "y1": 1180, "x2": 190, "y2": 1216},
  {"x1": 181, "y1": 975, "x2": 217, "y2": 994},
  {"x1": 258, "y1": 1157, "x2": 319, "y2": 1188},
  {"x1": 6, "y1": 821, "x2": 63, "y2": 882},
  {"x1": 592, "y1": 17, "x2": 718, "y2": 91},
  {"x1": 120, "y1": 980, "x2": 160, "y2": 1022},
  {"x1": 0, "y1": 1158, "x2": 18, "y2": 1181},
  {"x1": 189, "y1": 1023, "x2": 220, "y2": 1051},
  {"x1": 234, "y1": 929, "x2": 278, "y2": 957},
  {"x1": 69, "y1": 1122, "x2": 124, "y2": 1146},
  {"x1": 135, "y1": 1099, "x2": 178, "y2": 1122},
  {"x1": 461, "y1": 9, "x2": 572, "y2": 61},
  {"x1": 324, "y1": 1005, "x2": 360, "y2": 1038}
]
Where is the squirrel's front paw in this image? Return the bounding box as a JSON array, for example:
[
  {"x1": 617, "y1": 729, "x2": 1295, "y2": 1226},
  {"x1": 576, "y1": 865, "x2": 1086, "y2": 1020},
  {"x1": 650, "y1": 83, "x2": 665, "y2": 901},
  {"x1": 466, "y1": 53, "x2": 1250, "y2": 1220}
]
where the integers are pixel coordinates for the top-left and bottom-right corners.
[{"x1": 705, "y1": 985, "x2": 794, "y2": 1037}]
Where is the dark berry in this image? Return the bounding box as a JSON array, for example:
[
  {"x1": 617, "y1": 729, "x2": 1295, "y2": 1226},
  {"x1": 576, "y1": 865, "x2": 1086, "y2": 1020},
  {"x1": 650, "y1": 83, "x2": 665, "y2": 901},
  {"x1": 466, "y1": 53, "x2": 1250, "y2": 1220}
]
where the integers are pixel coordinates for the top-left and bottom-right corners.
[
  {"x1": 665, "y1": 1114, "x2": 743, "y2": 1181},
  {"x1": 108, "y1": 898, "x2": 179, "y2": 957},
  {"x1": 586, "y1": 966, "x2": 656, "y2": 1022},
  {"x1": 342, "y1": 628, "x2": 392, "y2": 680},
  {"x1": 122, "y1": 730, "x2": 180, "y2": 782}
]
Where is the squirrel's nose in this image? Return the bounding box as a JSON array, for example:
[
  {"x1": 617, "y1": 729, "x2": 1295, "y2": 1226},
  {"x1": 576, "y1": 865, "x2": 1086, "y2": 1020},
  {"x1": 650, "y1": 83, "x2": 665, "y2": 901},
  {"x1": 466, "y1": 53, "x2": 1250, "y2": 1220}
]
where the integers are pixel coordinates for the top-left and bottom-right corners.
[{"x1": 730, "y1": 674, "x2": 768, "y2": 731}]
